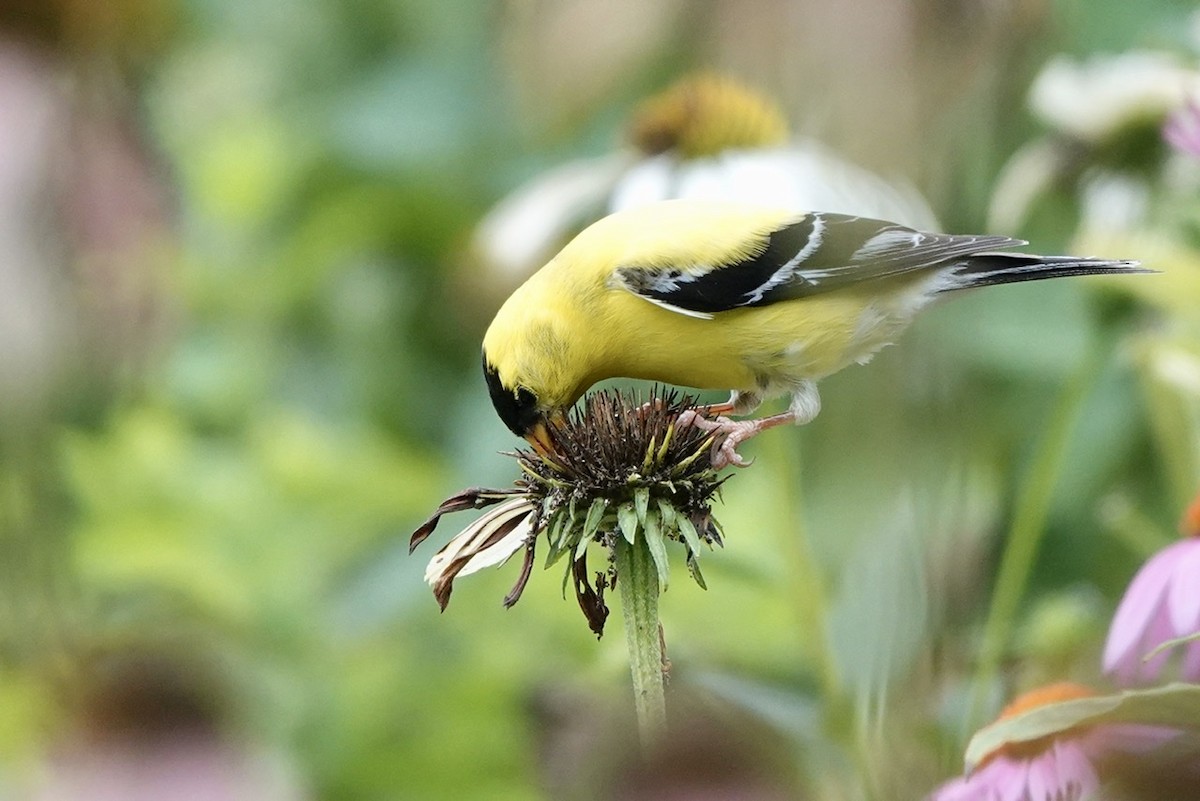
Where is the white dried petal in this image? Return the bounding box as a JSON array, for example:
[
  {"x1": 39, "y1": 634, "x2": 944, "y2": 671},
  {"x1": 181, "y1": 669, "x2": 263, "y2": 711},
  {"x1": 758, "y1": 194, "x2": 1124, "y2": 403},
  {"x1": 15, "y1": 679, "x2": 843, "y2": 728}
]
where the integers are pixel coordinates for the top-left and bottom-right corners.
[
  {"x1": 458, "y1": 514, "x2": 536, "y2": 577},
  {"x1": 424, "y1": 498, "x2": 536, "y2": 585}
]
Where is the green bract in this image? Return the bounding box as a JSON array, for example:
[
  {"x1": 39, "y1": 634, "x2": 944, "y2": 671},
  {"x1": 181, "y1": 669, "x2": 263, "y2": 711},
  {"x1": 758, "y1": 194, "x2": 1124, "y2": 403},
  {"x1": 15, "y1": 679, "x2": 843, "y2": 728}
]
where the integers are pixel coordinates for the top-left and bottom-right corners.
[{"x1": 410, "y1": 389, "x2": 729, "y2": 635}]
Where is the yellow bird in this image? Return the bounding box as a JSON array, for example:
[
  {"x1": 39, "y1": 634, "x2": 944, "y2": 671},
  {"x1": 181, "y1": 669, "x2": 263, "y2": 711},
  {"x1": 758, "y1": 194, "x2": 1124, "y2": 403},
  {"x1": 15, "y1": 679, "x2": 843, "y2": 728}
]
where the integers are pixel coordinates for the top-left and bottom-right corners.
[{"x1": 482, "y1": 199, "x2": 1144, "y2": 467}]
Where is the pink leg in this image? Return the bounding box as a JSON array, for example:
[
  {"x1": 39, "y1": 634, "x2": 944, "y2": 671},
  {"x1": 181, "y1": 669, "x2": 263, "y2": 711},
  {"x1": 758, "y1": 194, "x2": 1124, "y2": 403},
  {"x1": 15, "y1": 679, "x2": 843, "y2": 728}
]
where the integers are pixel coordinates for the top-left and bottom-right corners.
[
  {"x1": 701, "y1": 400, "x2": 736, "y2": 416},
  {"x1": 676, "y1": 409, "x2": 797, "y2": 469}
]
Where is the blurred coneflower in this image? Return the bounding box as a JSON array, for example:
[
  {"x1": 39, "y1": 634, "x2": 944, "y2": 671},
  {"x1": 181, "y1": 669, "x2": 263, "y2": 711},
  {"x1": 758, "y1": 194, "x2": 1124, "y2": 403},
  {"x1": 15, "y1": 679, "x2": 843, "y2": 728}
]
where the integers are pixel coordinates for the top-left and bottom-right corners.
[
  {"x1": 609, "y1": 73, "x2": 935, "y2": 226},
  {"x1": 930, "y1": 682, "x2": 1175, "y2": 801},
  {"x1": 624, "y1": 72, "x2": 788, "y2": 159},
  {"x1": 989, "y1": 51, "x2": 1200, "y2": 235},
  {"x1": 1103, "y1": 494, "x2": 1200, "y2": 685},
  {"x1": 410, "y1": 389, "x2": 728, "y2": 637},
  {"x1": 470, "y1": 73, "x2": 936, "y2": 297}
]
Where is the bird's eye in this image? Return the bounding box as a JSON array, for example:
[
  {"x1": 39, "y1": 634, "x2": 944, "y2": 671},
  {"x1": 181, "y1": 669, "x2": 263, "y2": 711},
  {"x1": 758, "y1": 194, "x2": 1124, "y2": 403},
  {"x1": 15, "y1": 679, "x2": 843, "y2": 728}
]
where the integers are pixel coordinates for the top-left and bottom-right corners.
[{"x1": 483, "y1": 354, "x2": 542, "y2": 437}]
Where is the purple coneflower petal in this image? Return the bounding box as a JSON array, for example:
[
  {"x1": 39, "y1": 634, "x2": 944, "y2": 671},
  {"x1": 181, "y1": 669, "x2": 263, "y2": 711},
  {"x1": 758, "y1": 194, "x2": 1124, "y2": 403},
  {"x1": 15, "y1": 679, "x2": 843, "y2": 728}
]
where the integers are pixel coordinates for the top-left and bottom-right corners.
[
  {"x1": 928, "y1": 682, "x2": 1173, "y2": 801},
  {"x1": 1052, "y1": 740, "x2": 1099, "y2": 799},
  {"x1": 1110, "y1": 649, "x2": 1140, "y2": 686},
  {"x1": 998, "y1": 758, "x2": 1032, "y2": 801},
  {"x1": 1084, "y1": 723, "x2": 1179, "y2": 756},
  {"x1": 1183, "y1": 638, "x2": 1200, "y2": 681},
  {"x1": 928, "y1": 735, "x2": 1114, "y2": 801},
  {"x1": 1023, "y1": 754, "x2": 1054, "y2": 801},
  {"x1": 927, "y1": 774, "x2": 972, "y2": 801},
  {"x1": 1167, "y1": 540, "x2": 1200, "y2": 634},
  {"x1": 1104, "y1": 542, "x2": 1186, "y2": 673},
  {"x1": 1132, "y1": 609, "x2": 1178, "y2": 683},
  {"x1": 966, "y1": 757, "x2": 1012, "y2": 801}
]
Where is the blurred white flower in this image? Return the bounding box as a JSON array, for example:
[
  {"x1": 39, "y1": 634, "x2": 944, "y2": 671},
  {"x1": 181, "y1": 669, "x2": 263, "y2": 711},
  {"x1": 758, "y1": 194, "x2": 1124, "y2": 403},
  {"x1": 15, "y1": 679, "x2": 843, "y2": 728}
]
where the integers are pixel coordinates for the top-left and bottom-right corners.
[
  {"x1": 986, "y1": 140, "x2": 1061, "y2": 235},
  {"x1": 609, "y1": 142, "x2": 935, "y2": 227},
  {"x1": 1030, "y1": 52, "x2": 1200, "y2": 144},
  {"x1": 990, "y1": 51, "x2": 1200, "y2": 236},
  {"x1": 1149, "y1": 342, "x2": 1200, "y2": 396},
  {"x1": 472, "y1": 153, "x2": 630, "y2": 287},
  {"x1": 1077, "y1": 172, "x2": 1151, "y2": 232},
  {"x1": 471, "y1": 74, "x2": 937, "y2": 295}
]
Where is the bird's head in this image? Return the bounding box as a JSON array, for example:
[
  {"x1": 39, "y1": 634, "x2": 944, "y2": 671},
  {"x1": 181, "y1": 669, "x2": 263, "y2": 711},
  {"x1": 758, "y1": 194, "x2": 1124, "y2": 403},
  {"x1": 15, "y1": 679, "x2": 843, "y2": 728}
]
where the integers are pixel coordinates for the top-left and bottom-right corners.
[
  {"x1": 482, "y1": 352, "x2": 564, "y2": 459},
  {"x1": 480, "y1": 254, "x2": 601, "y2": 459}
]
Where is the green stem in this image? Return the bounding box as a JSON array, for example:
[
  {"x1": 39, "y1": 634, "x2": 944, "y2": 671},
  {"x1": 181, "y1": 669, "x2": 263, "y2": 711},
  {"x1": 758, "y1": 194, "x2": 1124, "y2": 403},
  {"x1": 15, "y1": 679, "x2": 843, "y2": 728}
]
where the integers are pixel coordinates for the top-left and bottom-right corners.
[
  {"x1": 615, "y1": 535, "x2": 666, "y2": 748},
  {"x1": 965, "y1": 339, "x2": 1104, "y2": 732}
]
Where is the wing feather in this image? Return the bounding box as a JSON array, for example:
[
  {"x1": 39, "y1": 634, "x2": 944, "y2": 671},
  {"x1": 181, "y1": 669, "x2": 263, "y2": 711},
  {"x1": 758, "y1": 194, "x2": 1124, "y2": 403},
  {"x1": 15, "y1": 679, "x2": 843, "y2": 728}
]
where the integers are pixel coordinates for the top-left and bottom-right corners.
[{"x1": 615, "y1": 212, "x2": 1027, "y2": 316}]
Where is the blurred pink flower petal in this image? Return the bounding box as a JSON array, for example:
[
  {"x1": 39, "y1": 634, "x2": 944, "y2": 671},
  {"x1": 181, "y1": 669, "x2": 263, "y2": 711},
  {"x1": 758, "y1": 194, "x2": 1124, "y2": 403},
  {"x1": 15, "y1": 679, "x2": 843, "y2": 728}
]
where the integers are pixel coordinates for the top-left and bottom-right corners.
[
  {"x1": 1167, "y1": 541, "x2": 1200, "y2": 632},
  {"x1": 928, "y1": 746, "x2": 1098, "y2": 801},
  {"x1": 1103, "y1": 543, "x2": 1178, "y2": 665},
  {"x1": 1186, "y1": 639, "x2": 1200, "y2": 677},
  {"x1": 1023, "y1": 753, "x2": 1055, "y2": 800},
  {"x1": 1087, "y1": 724, "x2": 1179, "y2": 755},
  {"x1": 1164, "y1": 100, "x2": 1200, "y2": 158},
  {"x1": 1103, "y1": 537, "x2": 1200, "y2": 685},
  {"x1": 928, "y1": 684, "x2": 1182, "y2": 801}
]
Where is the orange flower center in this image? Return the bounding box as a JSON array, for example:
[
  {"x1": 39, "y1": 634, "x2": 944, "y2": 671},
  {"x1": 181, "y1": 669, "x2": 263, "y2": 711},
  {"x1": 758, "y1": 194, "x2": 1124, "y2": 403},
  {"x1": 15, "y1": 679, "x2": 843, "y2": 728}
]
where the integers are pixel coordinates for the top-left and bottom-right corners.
[
  {"x1": 628, "y1": 73, "x2": 789, "y2": 159},
  {"x1": 980, "y1": 682, "x2": 1096, "y2": 766},
  {"x1": 998, "y1": 682, "x2": 1095, "y2": 720},
  {"x1": 1180, "y1": 494, "x2": 1200, "y2": 539}
]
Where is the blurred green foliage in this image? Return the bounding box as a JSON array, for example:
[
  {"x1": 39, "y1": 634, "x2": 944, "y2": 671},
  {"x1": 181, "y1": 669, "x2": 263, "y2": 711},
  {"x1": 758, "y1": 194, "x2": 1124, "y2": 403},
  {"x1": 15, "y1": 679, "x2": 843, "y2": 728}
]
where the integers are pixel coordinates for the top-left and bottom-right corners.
[{"x1": 1, "y1": 0, "x2": 1199, "y2": 799}]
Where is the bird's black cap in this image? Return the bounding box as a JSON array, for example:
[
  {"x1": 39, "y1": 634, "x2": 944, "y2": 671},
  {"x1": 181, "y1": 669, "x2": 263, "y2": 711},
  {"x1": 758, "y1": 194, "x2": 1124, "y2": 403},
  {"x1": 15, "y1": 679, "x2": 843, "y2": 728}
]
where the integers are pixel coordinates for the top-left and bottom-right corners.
[{"x1": 483, "y1": 353, "x2": 541, "y2": 438}]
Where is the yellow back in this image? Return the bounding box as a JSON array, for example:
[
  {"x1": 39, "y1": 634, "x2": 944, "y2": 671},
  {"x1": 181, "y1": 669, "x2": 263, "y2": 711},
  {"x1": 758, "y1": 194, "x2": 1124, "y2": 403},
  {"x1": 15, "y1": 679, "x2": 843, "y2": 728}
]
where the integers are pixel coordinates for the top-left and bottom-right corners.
[{"x1": 482, "y1": 200, "x2": 822, "y2": 410}]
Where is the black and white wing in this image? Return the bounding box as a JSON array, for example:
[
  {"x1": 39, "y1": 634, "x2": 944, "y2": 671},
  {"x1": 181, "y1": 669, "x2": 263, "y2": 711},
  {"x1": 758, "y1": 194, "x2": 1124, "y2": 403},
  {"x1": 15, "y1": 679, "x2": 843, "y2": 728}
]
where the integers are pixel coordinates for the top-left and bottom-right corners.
[{"x1": 613, "y1": 212, "x2": 1025, "y2": 318}]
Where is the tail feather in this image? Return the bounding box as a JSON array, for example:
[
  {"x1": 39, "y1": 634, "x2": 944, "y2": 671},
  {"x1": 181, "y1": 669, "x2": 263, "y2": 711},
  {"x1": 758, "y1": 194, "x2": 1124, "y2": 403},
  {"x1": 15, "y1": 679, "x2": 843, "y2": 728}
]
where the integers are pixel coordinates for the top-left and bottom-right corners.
[{"x1": 941, "y1": 253, "x2": 1150, "y2": 292}]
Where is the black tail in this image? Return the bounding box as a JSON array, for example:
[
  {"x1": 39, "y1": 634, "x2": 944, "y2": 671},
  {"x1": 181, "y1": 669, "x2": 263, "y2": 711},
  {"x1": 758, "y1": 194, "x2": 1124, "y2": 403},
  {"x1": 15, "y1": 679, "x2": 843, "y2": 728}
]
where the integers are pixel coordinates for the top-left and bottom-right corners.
[{"x1": 941, "y1": 253, "x2": 1150, "y2": 292}]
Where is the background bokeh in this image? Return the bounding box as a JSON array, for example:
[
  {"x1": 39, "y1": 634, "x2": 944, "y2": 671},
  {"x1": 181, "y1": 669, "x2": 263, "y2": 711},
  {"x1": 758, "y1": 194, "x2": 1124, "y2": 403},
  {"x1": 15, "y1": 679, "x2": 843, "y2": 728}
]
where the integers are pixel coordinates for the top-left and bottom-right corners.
[{"x1": 1, "y1": 0, "x2": 1199, "y2": 798}]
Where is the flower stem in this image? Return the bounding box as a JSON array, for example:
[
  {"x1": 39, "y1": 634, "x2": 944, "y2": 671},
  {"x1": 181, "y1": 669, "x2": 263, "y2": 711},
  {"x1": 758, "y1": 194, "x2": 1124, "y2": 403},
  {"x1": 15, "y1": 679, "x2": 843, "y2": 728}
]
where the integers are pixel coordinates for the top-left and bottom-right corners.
[{"x1": 615, "y1": 535, "x2": 666, "y2": 748}]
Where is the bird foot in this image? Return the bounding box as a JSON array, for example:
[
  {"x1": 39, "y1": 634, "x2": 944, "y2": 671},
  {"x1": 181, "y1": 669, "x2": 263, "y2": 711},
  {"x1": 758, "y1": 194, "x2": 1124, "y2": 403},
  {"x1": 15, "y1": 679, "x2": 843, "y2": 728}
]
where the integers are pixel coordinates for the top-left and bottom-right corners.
[
  {"x1": 639, "y1": 398, "x2": 731, "y2": 424},
  {"x1": 674, "y1": 411, "x2": 757, "y2": 469},
  {"x1": 637, "y1": 397, "x2": 669, "y2": 415},
  {"x1": 677, "y1": 408, "x2": 800, "y2": 470}
]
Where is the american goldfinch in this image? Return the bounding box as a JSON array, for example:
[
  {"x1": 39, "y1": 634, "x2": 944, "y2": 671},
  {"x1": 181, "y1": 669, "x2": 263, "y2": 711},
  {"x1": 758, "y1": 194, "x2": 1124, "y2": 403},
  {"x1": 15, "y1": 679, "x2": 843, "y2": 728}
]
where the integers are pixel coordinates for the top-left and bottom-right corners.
[{"x1": 482, "y1": 199, "x2": 1145, "y2": 467}]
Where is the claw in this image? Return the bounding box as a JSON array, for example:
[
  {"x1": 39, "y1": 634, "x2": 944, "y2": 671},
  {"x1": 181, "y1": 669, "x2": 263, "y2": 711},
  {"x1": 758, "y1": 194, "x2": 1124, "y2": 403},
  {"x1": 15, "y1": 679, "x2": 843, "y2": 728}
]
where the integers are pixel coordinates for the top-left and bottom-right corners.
[
  {"x1": 637, "y1": 397, "x2": 669, "y2": 420},
  {"x1": 675, "y1": 408, "x2": 797, "y2": 470},
  {"x1": 717, "y1": 437, "x2": 753, "y2": 469}
]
